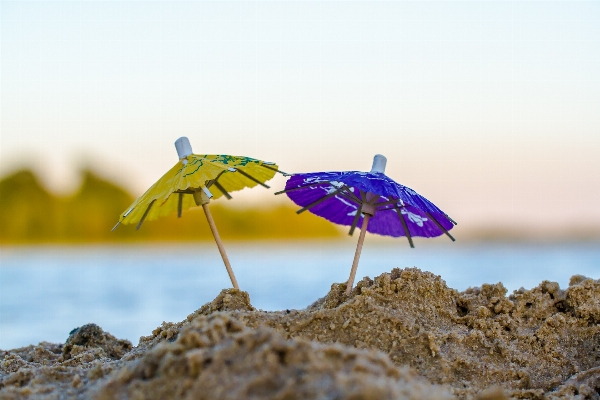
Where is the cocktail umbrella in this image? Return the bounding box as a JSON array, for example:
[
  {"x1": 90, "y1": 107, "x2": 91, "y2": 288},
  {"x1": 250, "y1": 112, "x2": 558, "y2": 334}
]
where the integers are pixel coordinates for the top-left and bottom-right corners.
[
  {"x1": 113, "y1": 137, "x2": 284, "y2": 290},
  {"x1": 276, "y1": 154, "x2": 456, "y2": 295}
]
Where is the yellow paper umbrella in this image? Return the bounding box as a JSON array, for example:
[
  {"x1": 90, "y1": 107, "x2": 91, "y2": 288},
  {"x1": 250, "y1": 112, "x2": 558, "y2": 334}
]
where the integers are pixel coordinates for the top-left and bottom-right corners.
[{"x1": 113, "y1": 137, "x2": 284, "y2": 289}]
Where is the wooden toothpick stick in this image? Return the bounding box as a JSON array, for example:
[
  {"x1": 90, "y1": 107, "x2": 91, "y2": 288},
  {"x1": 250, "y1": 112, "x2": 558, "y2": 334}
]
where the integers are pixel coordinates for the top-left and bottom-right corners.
[
  {"x1": 201, "y1": 203, "x2": 240, "y2": 290},
  {"x1": 346, "y1": 214, "x2": 370, "y2": 295}
]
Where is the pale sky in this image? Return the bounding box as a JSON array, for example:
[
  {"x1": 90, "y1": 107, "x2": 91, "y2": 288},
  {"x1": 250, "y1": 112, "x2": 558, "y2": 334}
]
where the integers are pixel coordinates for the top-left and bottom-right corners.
[{"x1": 1, "y1": 1, "x2": 599, "y2": 234}]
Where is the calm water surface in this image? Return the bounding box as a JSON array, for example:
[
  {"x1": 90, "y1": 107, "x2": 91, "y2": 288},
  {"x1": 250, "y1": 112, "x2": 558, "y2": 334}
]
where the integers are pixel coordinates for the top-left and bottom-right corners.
[{"x1": 1, "y1": 241, "x2": 598, "y2": 350}]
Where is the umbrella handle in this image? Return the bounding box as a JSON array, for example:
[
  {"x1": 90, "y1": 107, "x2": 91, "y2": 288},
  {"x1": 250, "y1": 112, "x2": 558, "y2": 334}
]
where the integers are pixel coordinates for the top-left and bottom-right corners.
[
  {"x1": 346, "y1": 214, "x2": 370, "y2": 295},
  {"x1": 202, "y1": 203, "x2": 240, "y2": 290}
]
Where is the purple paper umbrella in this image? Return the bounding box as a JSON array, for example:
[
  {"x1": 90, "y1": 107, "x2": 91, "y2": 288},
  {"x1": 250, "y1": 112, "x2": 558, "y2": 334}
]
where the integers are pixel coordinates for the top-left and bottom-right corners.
[{"x1": 276, "y1": 155, "x2": 456, "y2": 294}]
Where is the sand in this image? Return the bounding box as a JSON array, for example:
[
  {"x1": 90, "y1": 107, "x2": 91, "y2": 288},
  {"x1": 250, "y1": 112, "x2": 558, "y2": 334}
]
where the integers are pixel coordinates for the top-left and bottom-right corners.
[{"x1": 1, "y1": 268, "x2": 599, "y2": 399}]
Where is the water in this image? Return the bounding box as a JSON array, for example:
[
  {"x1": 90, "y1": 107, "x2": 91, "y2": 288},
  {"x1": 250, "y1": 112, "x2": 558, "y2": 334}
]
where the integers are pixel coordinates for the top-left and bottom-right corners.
[{"x1": 1, "y1": 241, "x2": 599, "y2": 350}]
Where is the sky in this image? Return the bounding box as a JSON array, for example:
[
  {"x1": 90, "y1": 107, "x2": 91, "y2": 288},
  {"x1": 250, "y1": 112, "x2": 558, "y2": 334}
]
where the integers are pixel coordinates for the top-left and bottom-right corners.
[{"x1": 1, "y1": 1, "x2": 599, "y2": 235}]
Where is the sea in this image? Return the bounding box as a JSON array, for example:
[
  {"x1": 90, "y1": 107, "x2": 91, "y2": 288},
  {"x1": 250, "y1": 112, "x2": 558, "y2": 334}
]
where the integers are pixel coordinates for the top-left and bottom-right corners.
[{"x1": 1, "y1": 241, "x2": 599, "y2": 350}]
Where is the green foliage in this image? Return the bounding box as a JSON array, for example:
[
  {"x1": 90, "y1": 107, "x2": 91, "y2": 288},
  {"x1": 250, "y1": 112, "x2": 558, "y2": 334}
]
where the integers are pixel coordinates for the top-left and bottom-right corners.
[
  {"x1": 0, "y1": 170, "x2": 59, "y2": 241},
  {"x1": 0, "y1": 170, "x2": 341, "y2": 244}
]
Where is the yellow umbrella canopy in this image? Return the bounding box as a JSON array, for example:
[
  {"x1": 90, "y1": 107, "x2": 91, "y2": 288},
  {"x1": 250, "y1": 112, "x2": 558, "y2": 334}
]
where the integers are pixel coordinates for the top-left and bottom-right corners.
[
  {"x1": 113, "y1": 137, "x2": 284, "y2": 290},
  {"x1": 116, "y1": 153, "x2": 280, "y2": 228}
]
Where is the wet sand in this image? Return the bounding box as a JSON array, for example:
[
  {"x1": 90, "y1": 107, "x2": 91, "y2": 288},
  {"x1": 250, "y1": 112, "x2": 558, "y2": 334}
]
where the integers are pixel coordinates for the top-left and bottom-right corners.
[{"x1": 1, "y1": 268, "x2": 599, "y2": 399}]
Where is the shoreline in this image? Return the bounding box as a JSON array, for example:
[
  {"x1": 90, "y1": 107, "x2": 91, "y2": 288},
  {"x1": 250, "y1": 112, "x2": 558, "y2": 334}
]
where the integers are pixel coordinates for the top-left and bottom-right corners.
[{"x1": 2, "y1": 236, "x2": 600, "y2": 249}]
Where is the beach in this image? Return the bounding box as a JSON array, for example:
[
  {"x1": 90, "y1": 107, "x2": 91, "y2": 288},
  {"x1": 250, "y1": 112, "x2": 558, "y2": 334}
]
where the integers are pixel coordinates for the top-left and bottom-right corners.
[{"x1": 1, "y1": 267, "x2": 599, "y2": 399}]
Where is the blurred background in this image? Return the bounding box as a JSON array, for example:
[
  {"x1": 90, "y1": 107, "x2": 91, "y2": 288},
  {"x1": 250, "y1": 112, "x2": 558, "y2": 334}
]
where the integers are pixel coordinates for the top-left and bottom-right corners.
[{"x1": 1, "y1": 1, "x2": 599, "y2": 349}]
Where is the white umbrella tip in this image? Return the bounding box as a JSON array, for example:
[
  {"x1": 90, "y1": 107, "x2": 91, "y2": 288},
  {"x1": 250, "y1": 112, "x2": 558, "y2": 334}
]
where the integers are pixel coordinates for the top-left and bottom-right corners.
[
  {"x1": 370, "y1": 154, "x2": 387, "y2": 173},
  {"x1": 175, "y1": 137, "x2": 193, "y2": 159}
]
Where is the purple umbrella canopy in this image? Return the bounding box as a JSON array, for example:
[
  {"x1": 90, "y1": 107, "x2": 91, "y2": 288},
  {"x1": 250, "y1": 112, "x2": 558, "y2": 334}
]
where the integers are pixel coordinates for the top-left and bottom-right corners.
[
  {"x1": 276, "y1": 154, "x2": 456, "y2": 294},
  {"x1": 278, "y1": 156, "x2": 456, "y2": 245}
]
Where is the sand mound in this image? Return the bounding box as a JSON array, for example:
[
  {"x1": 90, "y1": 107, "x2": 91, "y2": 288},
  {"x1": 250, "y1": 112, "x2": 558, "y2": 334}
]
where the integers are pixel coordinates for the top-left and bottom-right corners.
[
  {"x1": 1, "y1": 268, "x2": 599, "y2": 399},
  {"x1": 62, "y1": 324, "x2": 132, "y2": 362},
  {"x1": 93, "y1": 313, "x2": 451, "y2": 400}
]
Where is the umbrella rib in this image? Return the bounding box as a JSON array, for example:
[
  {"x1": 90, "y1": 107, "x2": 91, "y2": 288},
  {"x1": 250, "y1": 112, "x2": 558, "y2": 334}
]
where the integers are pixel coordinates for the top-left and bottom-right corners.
[
  {"x1": 212, "y1": 180, "x2": 232, "y2": 200},
  {"x1": 136, "y1": 199, "x2": 156, "y2": 230},
  {"x1": 296, "y1": 188, "x2": 343, "y2": 214},
  {"x1": 359, "y1": 189, "x2": 365, "y2": 201},
  {"x1": 259, "y1": 163, "x2": 289, "y2": 176},
  {"x1": 235, "y1": 168, "x2": 270, "y2": 189},
  {"x1": 426, "y1": 212, "x2": 456, "y2": 242},
  {"x1": 445, "y1": 214, "x2": 458, "y2": 225},
  {"x1": 341, "y1": 187, "x2": 361, "y2": 203},
  {"x1": 337, "y1": 192, "x2": 362, "y2": 206},
  {"x1": 374, "y1": 199, "x2": 400, "y2": 207},
  {"x1": 274, "y1": 181, "x2": 331, "y2": 195},
  {"x1": 396, "y1": 209, "x2": 415, "y2": 248},
  {"x1": 348, "y1": 205, "x2": 363, "y2": 236},
  {"x1": 208, "y1": 170, "x2": 228, "y2": 188},
  {"x1": 113, "y1": 205, "x2": 136, "y2": 231},
  {"x1": 177, "y1": 193, "x2": 183, "y2": 218}
]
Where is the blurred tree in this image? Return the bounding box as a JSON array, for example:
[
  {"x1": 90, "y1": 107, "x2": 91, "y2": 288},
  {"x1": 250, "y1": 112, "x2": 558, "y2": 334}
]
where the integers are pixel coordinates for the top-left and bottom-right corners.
[
  {"x1": 0, "y1": 170, "x2": 59, "y2": 242},
  {"x1": 0, "y1": 170, "x2": 341, "y2": 244},
  {"x1": 61, "y1": 170, "x2": 134, "y2": 242}
]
